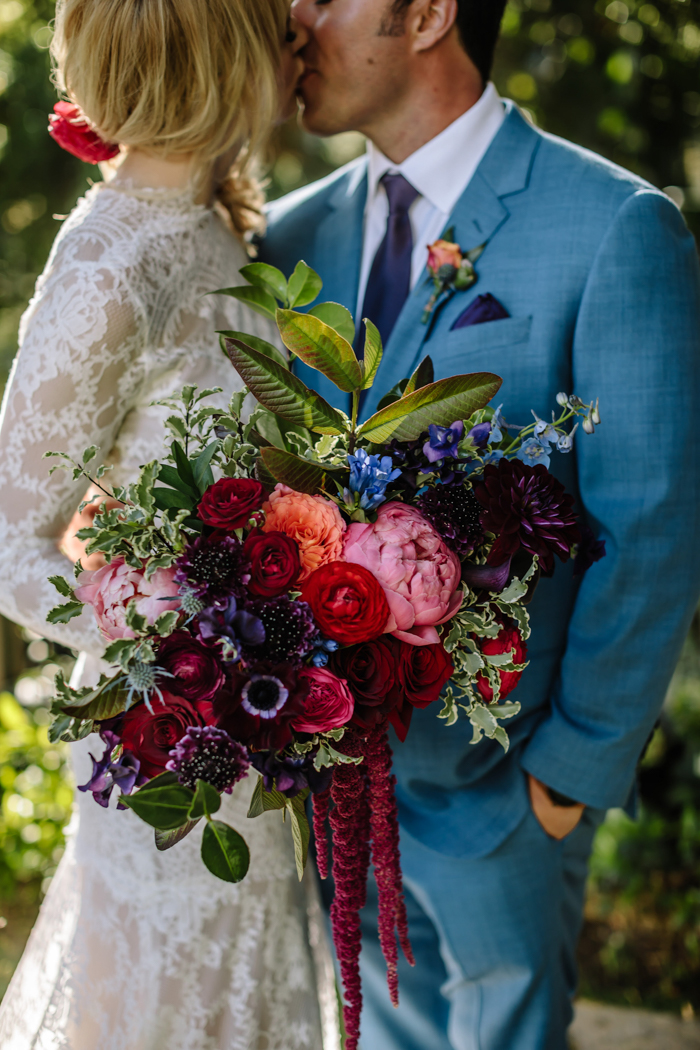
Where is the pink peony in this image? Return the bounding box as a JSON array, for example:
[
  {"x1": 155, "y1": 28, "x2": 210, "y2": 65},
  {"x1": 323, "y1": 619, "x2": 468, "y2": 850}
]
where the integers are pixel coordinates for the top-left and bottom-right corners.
[
  {"x1": 74, "y1": 556, "x2": 180, "y2": 641},
  {"x1": 293, "y1": 667, "x2": 355, "y2": 734},
  {"x1": 343, "y1": 502, "x2": 463, "y2": 646},
  {"x1": 261, "y1": 484, "x2": 346, "y2": 582}
]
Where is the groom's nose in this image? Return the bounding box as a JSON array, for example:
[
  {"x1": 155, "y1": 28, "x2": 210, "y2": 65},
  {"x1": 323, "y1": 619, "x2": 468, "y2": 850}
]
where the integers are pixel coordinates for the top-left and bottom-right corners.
[
  {"x1": 288, "y1": 15, "x2": 310, "y2": 53},
  {"x1": 290, "y1": 0, "x2": 315, "y2": 31}
]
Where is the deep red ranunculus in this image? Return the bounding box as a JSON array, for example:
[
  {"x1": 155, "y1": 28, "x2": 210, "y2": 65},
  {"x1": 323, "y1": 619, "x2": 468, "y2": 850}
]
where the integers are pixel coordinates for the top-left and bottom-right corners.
[
  {"x1": 331, "y1": 637, "x2": 402, "y2": 732},
  {"x1": 390, "y1": 640, "x2": 454, "y2": 740},
  {"x1": 156, "y1": 632, "x2": 225, "y2": 702},
  {"x1": 119, "y1": 690, "x2": 215, "y2": 779},
  {"x1": 197, "y1": 477, "x2": 266, "y2": 531},
  {"x1": 243, "y1": 529, "x2": 300, "y2": 598},
  {"x1": 475, "y1": 625, "x2": 528, "y2": 702},
  {"x1": 48, "y1": 102, "x2": 120, "y2": 164},
  {"x1": 301, "y1": 562, "x2": 390, "y2": 645}
]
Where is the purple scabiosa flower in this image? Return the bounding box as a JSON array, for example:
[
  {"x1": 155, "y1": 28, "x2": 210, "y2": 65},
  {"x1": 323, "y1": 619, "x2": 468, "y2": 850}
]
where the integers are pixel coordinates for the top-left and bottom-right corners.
[
  {"x1": 416, "y1": 478, "x2": 484, "y2": 556},
  {"x1": 197, "y1": 596, "x2": 264, "y2": 661},
  {"x1": 243, "y1": 597, "x2": 316, "y2": 664},
  {"x1": 251, "y1": 750, "x2": 333, "y2": 798},
  {"x1": 175, "y1": 535, "x2": 250, "y2": 604},
  {"x1": 516, "y1": 437, "x2": 552, "y2": 469},
  {"x1": 573, "y1": 525, "x2": 607, "y2": 577},
  {"x1": 166, "y1": 725, "x2": 249, "y2": 793},
  {"x1": 78, "y1": 730, "x2": 145, "y2": 809},
  {"x1": 344, "y1": 449, "x2": 402, "y2": 512},
  {"x1": 423, "y1": 421, "x2": 464, "y2": 464},
  {"x1": 473, "y1": 459, "x2": 581, "y2": 577}
]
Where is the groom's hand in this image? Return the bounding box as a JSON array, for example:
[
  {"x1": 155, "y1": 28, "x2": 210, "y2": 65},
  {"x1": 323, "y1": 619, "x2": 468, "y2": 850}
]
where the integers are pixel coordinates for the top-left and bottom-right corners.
[{"x1": 528, "y1": 775, "x2": 585, "y2": 840}]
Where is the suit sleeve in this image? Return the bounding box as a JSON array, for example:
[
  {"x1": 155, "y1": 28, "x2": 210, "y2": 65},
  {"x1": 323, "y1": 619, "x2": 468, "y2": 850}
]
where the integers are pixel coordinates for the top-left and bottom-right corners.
[{"x1": 521, "y1": 189, "x2": 700, "y2": 809}]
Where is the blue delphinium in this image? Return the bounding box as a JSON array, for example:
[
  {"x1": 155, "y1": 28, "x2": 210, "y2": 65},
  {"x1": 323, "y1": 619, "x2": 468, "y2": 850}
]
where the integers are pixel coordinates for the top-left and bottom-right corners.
[
  {"x1": 517, "y1": 437, "x2": 552, "y2": 468},
  {"x1": 344, "y1": 449, "x2": 402, "y2": 511},
  {"x1": 423, "y1": 421, "x2": 464, "y2": 463}
]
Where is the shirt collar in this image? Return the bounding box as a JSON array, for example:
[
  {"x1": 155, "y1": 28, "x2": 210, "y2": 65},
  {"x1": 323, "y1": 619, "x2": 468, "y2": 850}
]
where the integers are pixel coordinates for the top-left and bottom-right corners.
[{"x1": 366, "y1": 82, "x2": 505, "y2": 216}]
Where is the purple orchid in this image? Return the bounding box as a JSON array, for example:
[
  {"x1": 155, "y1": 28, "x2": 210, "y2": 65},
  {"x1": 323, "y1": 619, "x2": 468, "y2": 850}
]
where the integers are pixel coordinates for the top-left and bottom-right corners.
[{"x1": 423, "y1": 420, "x2": 464, "y2": 464}]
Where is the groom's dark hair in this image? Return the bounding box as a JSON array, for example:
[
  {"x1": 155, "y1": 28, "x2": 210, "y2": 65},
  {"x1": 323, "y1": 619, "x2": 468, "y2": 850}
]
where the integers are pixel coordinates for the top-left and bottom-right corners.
[{"x1": 382, "y1": 0, "x2": 508, "y2": 83}]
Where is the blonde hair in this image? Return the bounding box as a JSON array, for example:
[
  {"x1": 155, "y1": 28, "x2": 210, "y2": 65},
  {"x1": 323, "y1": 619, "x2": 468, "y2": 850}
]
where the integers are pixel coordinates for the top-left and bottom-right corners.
[{"x1": 51, "y1": 0, "x2": 289, "y2": 237}]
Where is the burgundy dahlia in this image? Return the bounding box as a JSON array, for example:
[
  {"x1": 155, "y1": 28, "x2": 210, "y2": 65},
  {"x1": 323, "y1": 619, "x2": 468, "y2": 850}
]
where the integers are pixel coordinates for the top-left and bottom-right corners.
[
  {"x1": 242, "y1": 597, "x2": 316, "y2": 664},
  {"x1": 175, "y1": 535, "x2": 249, "y2": 603},
  {"x1": 416, "y1": 478, "x2": 484, "y2": 556},
  {"x1": 166, "y1": 725, "x2": 250, "y2": 793},
  {"x1": 473, "y1": 459, "x2": 580, "y2": 576}
]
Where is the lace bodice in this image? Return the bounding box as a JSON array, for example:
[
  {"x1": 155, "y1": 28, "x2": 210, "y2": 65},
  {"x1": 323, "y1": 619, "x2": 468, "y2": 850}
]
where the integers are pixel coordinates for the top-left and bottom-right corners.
[{"x1": 0, "y1": 181, "x2": 274, "y2": 655}]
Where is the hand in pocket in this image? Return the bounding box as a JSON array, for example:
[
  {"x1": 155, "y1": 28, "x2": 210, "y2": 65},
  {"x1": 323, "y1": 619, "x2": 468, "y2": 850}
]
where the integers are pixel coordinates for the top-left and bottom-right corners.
[{"x1": 528, "y1": 775, "x2": 585, "y2": 841}]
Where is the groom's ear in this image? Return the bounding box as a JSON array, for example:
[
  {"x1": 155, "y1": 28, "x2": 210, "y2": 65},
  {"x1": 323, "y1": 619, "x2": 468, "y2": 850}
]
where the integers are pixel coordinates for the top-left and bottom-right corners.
[{"x1": 404, "y1": 0, "x2": 460, "y2": 54}]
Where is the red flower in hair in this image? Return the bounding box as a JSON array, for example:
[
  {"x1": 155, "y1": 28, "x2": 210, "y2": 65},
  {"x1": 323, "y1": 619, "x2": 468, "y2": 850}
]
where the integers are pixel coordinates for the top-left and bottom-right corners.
[{"x1": 48, "y1": 102, "x2": 119, "y2": 164}]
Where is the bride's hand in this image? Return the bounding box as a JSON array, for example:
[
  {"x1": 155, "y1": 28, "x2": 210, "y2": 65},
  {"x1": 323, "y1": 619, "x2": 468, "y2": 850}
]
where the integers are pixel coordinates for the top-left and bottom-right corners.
[{"x1": 59, "y1": 485, "x2": 122, "y2": 570}]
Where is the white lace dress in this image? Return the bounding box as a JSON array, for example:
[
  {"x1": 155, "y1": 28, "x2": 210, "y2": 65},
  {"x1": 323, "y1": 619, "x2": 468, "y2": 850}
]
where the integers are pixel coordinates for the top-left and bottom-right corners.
[{"x1": 0, "y1": 182, "x2": 338, "y2": 1050}]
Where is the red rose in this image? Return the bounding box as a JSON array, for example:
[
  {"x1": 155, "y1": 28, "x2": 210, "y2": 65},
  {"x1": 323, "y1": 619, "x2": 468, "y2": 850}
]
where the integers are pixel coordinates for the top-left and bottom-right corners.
[
  {"x1": 301, "y1": 562, "x2": 390, "y2": 645},
  {"x1": 243, "y1": 529, "x2": 300, "y2": 598},
  {"x1": 475, "y1": 625, "x2": 527, "y2": 702},
  {"x1": 119, "y1": 690, "x2": 215, "y2": 779},
  {"x1": 48, "y1": 102, "x2": 120, "y2": 164},
  {"x1": 197, "y1": 478, "x2": 266, "y2": 531},
  {"x1": 156, "y1": 632, "x2": 225, "y2": 701},
  {"x1": 331, "y1": 637, "x2": 401, "y2": 732},
  {"x1": 292, "y1": 667, "x2": 354, "y2": 734},
  {"x1": 384, "y1": 639, "x2": 453, "y2": 741}
]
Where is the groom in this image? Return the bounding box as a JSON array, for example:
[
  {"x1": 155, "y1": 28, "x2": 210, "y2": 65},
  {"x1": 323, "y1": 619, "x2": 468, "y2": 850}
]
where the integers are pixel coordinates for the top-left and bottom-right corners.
[{"x1": 261, "y1": 1, "x2": 700, "y2": 1047}]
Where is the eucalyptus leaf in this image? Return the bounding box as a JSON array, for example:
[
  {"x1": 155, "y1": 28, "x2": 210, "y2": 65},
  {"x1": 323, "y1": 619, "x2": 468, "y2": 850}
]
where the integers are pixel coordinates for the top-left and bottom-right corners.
[
  {"x1": 287, "y1": 260, "x2": 323, "y2": 308},
  {"x1": 225, "y1": 338, "x2": 349, "y2": 435},
  {"x1": 155, "y1": 819, "x2": 201, "y2": 851},
  {"x1": 213, "y1": 285, "x2": 277, "y2": 320},
  {"x1": 239, "y1": 262, "x2": 288, "y2": 303},
  {"x1": 361, "y1": 320, "x2": 383, "y2": 390},
  {"x1": 308, "y1": 301, "x2": 356, "y2": 345},
  {"x1": 122, "y1": 773, "x2": 194, "y2": 831},
  {"x1": 276, "y1": 309, "x2": 363, "y2": 392},
  {"x1": 359, "y1": 372, "x2": 503, "y2": 443},
  {"x1": 201, "y1": 820, "x2": 250, "y2": 883},
  {"x1": 188, "y1": 779, "x2": 222, "y2": 820}
]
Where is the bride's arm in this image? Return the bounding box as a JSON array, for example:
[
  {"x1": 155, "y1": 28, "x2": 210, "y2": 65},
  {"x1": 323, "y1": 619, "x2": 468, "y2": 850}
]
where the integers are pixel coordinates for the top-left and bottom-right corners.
[{"x1": 0, "y1": 233, "x2": 147, "y2": 656}]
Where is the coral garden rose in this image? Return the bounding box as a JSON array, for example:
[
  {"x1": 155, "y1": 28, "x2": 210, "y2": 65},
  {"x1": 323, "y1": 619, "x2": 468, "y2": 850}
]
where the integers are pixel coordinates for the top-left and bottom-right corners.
[
  {"x1": 292, "y1": 667, "x2": 355, "y2": 734},
  {"x1": 243, "y1": 529, "x2": 301, "y2": 598},
  {"x1": 343, "y1": 503, "x2": 463, "y2": 647},
  {"x1": 262, "y1": 484, "x2": 345, "y2": 582},
  {"x1": 156, "y1": 632, "x2": 225, "y2": 702},
  {"x1": 119, "y1": 690, "x2": 215, "y2": 779},
  {"x1": 301, "y1": 562, "x2": 390, "y2": 646},
  {"x1": 427, "y1": 238, "x2": 463, "y2": 275},
  {"x1": 475, "y1": 625, "x2": 528, "y2": 702},
  {"x1": 197, "y1": 477, "x2": 266, "y2": 531},
  {"x1": 75, "y1": 557, "x2": 180, "y2": 641}
]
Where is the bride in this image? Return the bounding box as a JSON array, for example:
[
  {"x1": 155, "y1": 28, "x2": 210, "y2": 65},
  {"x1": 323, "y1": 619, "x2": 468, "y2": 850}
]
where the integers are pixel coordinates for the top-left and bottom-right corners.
[{"x1": 0, "y1": 1, "x2": 337, "y2": 1048}]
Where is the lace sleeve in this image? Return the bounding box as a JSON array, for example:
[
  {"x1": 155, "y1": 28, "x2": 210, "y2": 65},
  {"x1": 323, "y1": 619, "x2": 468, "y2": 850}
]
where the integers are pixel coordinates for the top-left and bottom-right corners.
[{"x1": 0, "y1": 229, "x2": 147, "y2": 656}]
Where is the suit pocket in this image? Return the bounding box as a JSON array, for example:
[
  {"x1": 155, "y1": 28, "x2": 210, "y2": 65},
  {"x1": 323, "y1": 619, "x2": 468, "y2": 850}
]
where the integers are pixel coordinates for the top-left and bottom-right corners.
[{"x1": 431, "y1": 315, "x2": 533, "y2": 378}]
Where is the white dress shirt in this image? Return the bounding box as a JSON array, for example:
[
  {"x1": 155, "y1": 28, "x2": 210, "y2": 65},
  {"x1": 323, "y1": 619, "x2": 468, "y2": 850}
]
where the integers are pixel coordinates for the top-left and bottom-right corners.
[{"x1": 356, "y1": 82, "x2": 506, "y2": 320}]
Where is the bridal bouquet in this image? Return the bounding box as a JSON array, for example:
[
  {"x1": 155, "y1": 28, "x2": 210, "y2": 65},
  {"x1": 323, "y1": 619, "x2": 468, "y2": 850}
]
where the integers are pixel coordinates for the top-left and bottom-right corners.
[{"x1": 45, "y1": 261, "x2": 602, "y2": 1049}]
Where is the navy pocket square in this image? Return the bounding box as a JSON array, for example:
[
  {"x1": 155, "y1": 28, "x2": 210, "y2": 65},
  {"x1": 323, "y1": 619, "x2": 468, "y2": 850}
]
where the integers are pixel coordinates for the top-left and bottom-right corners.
[{"x1": 450, "y1": 293, "x2": 510, "y2": 331}]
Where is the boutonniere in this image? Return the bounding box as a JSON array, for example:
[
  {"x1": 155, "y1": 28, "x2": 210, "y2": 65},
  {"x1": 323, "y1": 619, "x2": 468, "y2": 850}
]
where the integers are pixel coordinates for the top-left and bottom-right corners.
[{"x1": 421, "y1": 230, "x2": 486, "y2": 325}]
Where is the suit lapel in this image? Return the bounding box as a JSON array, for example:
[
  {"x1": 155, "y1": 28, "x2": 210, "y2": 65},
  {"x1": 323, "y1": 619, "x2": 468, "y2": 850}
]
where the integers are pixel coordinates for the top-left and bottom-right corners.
[
  {"x1": 314, "y1": 159, "x2": 368, "y2": 317},
  {"x1": 362, "y1": 103, "x2": 541, "y2": 420}
]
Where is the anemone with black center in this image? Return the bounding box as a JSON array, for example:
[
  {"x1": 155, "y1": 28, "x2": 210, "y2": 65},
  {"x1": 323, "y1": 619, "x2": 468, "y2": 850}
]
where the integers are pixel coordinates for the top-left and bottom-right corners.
[{"x1": 241, "y1": 675, "x2": 290, "y2": 719}]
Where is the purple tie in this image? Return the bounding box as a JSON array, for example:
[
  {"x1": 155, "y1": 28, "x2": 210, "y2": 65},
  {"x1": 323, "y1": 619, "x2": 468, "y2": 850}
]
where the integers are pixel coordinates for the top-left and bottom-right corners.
[{"x1": 359, "y1": 173, "x2": 419, "y2": 354}]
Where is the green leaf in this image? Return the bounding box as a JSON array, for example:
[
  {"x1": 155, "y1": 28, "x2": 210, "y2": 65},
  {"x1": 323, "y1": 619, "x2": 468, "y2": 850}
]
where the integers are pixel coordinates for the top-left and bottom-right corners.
[
  {"x1": 103, "y1": 638, "x2": 139, "y2": 670},
  {"x1": 218, "y1": 330, "x2": 288, "y2": 370},
  {"x1": 361, "y1": 320, "x2": 383, "y2": 390},
  {"x1": 201, "y1": 820, "x2": 250, "y2": 883},
  {"x1": 188, "y1": 779, "x2": 222, "y2": 820},
  {"x1": 193, "y1": 441, "x2": 219, "y2": 494},
  {"x1": 60, "y1": 677, "x2": 131, "y2": 721},
  {"x1": 276, "y1": 309, "x2": 363, "y2": 393},
  {"x1": 403, "y1": 355, "x2": 434, "y2": 397},
  {"x1": 286, "y1": 795, "x2": 310, "y2": 881},
  {"x1": 158, "y1": 464, "x2": 199, "y2": 498},
  {"x1": 82, "y1": 445, "x2": 99, "y2": 465},
  {"x1": 359, "y1": 372, "x2": 503, "y2": 443},
  {"x1": 135, "y1": 460, "x2": 159, "y2": 519},
  {"x1": 48, "y1": 575, "x2": 74, "y2": 598},
  {"x1": 287, "y1": 260, "x2": 323, "y2": 308},
  {"x1": 260, "y1": 447, "x2": 328, "y2": 495},
  {"x1": 125, "y1": 601, "x2": 147, "y2": 635},
  {"x1": 239, "y1": 262, "x2": 288, "y2": 303},
  {"x1": 153, "y1": 487, "x2": 194, "y2": 512},
  {"x1": 225, "y1": 338, "x2": 349, "y2": 435},
  {"x1": 122, "y1": 772, "x2": 195, "y2": 830},
  {"x1": 47, "y1": 600, "x2": 84, "y2": 625},
  {"x1": 155, "y1": 819, "x2": 201, "y2": 851},
  {"x1": 171, "y1": 441, "x2": 198, "y2": 492},
  {"x1": 213, "y1": 285, "x2": 278, "y2": 320},
  {"x1": 247, "y1": 775, "x2": 288, "y2": 818},
  {"x1": 154, "y1": 610, "x2": 179, "y2": 637},
  {"x1": 376, "y1": 380, "x2": 408, "y2": 412},
  {"x1": 308, "y1": 301, "x2": 356, "y2": 345}
]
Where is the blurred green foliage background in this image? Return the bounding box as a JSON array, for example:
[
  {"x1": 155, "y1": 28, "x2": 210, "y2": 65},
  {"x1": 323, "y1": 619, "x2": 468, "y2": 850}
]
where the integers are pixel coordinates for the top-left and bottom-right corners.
[{"x1": 0, "y1": 0, "x2": 699, "y2": 1015}]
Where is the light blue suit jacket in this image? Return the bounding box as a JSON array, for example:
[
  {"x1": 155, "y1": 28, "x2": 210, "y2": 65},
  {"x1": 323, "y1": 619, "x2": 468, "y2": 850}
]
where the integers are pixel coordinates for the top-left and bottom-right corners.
[{"x1": 261, "y1": 102, "x2": 700, "y2": 858}]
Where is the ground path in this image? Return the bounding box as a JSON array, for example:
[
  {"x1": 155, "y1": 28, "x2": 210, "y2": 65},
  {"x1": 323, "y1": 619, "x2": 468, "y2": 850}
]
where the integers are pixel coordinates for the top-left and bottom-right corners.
[{"x1": 571, "y1": 1001, "x2": 700, "y2": 1049}]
